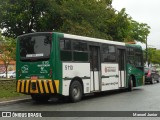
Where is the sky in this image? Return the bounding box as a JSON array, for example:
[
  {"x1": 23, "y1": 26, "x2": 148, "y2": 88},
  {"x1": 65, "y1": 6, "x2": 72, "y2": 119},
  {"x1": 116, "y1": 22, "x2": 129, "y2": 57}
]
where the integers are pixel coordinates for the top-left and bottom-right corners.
[{"x1": 112, "y1": 0, "x2": 160, "y2": 49}]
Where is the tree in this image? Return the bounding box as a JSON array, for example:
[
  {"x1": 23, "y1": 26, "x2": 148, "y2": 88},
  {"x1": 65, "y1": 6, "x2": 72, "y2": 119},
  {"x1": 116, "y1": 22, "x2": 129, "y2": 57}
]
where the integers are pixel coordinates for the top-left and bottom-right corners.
[
  {"x1": 129, "y1": 20, "x2": 150, "y2": 43},
  {"x1": 54, "y1": 0, "x2": 113, "y2": 39},
  {"x1": 0, "y1": 0, "x2": 150, "y2": 44},
  {"x1": 148, "y1": 48, "x2": 160, "y2": 64},
  {"x1": 107, "y1": 8, "x2": 131, "y2": 42},
  {"x1": 143, "y1": 48, "x2": 160, "y2": 65},
  {"x1": 107, "y1": 8, "x2": 150, "y2": 42},
  {"x1": 0, "y1": 32, "x2": 16, "y2": 77},
  {"x1": 0, "y1": 0, "x2": 63, "y2": 38}
]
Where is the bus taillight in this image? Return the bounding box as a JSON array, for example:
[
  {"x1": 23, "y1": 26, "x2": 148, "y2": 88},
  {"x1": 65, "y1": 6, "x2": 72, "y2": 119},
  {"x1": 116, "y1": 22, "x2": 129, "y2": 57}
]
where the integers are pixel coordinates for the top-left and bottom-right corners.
[{"x1": 31, "y1": 76, "x2": 38, "y2": 80}]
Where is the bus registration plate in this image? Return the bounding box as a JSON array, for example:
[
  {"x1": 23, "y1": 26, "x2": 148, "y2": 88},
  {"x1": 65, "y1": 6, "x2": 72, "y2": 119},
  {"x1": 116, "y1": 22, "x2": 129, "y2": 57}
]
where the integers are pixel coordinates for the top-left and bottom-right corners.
[{"x1": 31, "y1": 76, "x2": 38, "y2": 80}]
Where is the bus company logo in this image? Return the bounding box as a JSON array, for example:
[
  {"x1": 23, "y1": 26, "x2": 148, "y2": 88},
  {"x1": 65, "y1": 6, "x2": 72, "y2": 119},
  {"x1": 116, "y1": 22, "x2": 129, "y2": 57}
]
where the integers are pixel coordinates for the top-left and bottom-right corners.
[
  {"x1": 105, "y1": 67, "x2": 116, "y2": 73},
  {"x1": 2, "y1": 112, "x2": 11, "y2": 117},
  {"x1": 21, "y1": 65, "x2": 29, "y2": 73},
  {"x1": 1, "y1": 112, "x2": 42, "y2": 118}
]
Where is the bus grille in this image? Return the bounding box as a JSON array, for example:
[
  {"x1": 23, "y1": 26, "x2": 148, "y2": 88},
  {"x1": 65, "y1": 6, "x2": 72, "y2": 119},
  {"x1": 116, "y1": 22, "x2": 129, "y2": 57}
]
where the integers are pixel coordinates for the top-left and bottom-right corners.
[{"x1": 16, "y1": 80, "x2": 59, "y2": 94}]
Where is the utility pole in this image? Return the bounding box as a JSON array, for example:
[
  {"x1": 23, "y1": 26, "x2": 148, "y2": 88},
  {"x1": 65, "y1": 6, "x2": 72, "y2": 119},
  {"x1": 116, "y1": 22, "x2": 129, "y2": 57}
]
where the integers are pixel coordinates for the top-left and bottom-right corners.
[{"x1": 145, "y1": 36, "x2": 148, "y2": 67}]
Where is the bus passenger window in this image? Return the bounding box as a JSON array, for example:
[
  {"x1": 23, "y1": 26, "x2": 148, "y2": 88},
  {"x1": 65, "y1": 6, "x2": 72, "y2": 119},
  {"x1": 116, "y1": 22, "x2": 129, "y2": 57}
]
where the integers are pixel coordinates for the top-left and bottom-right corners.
[
  {"x1": 60, "y1": 39, "x2": 72, "y2": 61},
  {"x1": 61, "y1": 51, "x2": 72, "y2": 61},
  {"x1": 127, "y1": 47, "x2": 135, "y2": 66},
  {"x1": 73, "y1": 41, "x2": 88, "y2": 61},
  {"x1": 60, "y1": 39, "x2": 71, "y2": 50},
  {"x1": 102, "y1": 45, "x2": 116, "y2": 62}
]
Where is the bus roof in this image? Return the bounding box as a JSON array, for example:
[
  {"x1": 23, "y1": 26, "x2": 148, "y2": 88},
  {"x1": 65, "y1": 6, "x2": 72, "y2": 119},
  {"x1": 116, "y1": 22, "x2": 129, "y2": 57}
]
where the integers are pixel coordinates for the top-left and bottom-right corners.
[
  {"x1": 63, "y1": 33, "x2": 125, "y2": 46},
  {"x1": 17, "y1": 32, "x2": 51, "y2": 38},
  {"x1": 18, "y1": 32, "x2": 143, "y2": 48},
  {"x1": 125, "y1": 43, "x2": 142, "y2": 50}
]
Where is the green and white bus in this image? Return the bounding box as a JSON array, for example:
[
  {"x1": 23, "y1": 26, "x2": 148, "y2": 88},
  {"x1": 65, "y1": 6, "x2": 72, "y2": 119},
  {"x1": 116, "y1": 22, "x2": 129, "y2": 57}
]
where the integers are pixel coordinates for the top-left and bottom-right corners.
[{"x1": 16, "y1": 32, "x2": 144, "y2": 102}]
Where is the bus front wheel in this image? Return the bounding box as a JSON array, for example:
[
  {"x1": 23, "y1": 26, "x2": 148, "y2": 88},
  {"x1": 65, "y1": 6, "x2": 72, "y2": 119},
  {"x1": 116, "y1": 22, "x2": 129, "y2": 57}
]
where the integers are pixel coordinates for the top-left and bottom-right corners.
[{"x1": 69, "y1": 80, "x2": 83, "y2": 102}]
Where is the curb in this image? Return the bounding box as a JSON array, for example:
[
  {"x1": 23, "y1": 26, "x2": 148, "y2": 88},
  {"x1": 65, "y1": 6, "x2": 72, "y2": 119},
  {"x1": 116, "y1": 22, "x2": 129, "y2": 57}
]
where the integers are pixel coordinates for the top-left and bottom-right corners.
[
  {"x1": 0, "y1": 79, "x2": 15, "y2": 81},
  {"x1": 0, "y1": 98, "x2": 31, "y2": 106}
]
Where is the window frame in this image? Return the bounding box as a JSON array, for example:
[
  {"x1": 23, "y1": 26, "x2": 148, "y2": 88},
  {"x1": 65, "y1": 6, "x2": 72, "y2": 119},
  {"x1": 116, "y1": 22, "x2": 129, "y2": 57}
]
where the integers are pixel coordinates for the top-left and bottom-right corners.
[
  {"x1": 19, "y1": 33, "x2": 52, "y2": 62},
  {"x1": 101, "y1": 44, "x2": 117, "y2": 63},
  {"x1": 127, "y1": 47, "x2": 135, "y2": 65},
  {"x1": 60, "y1": 38, "x2": 89, "y2": 62}
]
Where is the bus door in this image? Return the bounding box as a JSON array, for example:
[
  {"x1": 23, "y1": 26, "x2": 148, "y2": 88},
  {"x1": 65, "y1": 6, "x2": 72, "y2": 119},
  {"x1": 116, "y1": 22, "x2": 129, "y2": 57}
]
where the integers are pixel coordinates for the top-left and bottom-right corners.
[
  {"x1": 89, "y1": 46, "x2": 101, "y2": 91},
  {"x1": 118, "y1": 49, "x2": 126, "y2": 88}
]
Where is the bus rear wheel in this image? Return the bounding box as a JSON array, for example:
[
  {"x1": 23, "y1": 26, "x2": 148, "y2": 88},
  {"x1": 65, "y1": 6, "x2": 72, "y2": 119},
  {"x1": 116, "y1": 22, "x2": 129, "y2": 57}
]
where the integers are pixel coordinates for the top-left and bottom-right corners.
[
  {"x1": 69, "y1": 80, "x2": 83, "y2": 102},
  {"x1": 31, "y1": 94, "x2": 50, "y2": 102},
  {"x1": 128, "y1": 76, "x2": 133, "y2": 91}
]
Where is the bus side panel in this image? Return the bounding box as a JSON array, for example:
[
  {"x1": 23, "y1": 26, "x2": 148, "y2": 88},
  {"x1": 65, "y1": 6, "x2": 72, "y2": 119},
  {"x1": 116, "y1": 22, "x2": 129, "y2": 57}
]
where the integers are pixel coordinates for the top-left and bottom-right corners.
[
  {"x1": 62, "y1": 62, "x2": 90, "y2": 96},
  {"x1": 53, "y1": 33, "x2": 64, "y2": 94},
  {"x1": 101, "y1": 63, "x2": 119, "y2": 91},
  {"x1": 125, "y1": 44, "x2": 144, "y2": 87},
  {"x1": 126, "y1": 63, "x2": 144, "y2": 87}
]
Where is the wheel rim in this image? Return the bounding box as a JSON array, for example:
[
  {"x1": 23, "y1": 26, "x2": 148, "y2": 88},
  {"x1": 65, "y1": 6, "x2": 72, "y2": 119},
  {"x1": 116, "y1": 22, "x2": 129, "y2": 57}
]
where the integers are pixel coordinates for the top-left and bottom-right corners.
[
  {"x1": 69, "y1": 80, "x2": 83, "y2": 102},
  {"x1": 72, "y1": 86, "x2": 80, "y2": 98}
]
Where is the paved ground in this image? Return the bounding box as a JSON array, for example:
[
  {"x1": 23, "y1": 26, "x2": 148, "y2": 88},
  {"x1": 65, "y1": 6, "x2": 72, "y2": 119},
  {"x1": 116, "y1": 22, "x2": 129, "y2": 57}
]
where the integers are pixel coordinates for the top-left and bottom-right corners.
[{"x1": 1, "y1": 82, "x2": 160, "y2": 120}]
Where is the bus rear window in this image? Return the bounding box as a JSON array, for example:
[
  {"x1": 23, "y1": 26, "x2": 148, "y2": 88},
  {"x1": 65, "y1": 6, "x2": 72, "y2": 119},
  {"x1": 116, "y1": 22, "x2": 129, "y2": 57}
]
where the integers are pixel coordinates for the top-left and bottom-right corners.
[{"x1": 19, "y1": 34, "x2": 51, "y2": 61}]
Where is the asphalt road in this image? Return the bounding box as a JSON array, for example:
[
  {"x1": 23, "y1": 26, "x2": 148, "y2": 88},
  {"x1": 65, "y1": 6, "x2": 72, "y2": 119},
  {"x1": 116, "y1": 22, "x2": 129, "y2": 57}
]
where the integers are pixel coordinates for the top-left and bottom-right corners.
[{"x1": 1, "y1": 82, "x2": 160, "y2": 120}]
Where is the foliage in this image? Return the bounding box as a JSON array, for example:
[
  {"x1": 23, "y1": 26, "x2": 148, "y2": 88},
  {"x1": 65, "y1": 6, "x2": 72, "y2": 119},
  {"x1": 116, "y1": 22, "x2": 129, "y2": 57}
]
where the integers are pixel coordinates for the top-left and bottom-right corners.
[
  {"x1": 153, "y1": 50, "x2": 160, "y2": 64},
  {"x1": 148, "y1": 48, "x2": 160, "y2": 64},
  {"x1": 143, "y1": 48, "x2": 160, "y2": 65},
  {"x1": 0, "y1": 0, "x2": 62, "y2": 38},
  {"x1": 129, "y1": 21, "x2": 150, "y2": 43},
  {"x1": 0, "y1": 31, "x2": 16, "y2": 75},
  {"x1": 0, "y1": 0, "x2": 150, "y2": 43},
  {"x1": 58, "y1": 0, "x2": 112, "y2": 39}
]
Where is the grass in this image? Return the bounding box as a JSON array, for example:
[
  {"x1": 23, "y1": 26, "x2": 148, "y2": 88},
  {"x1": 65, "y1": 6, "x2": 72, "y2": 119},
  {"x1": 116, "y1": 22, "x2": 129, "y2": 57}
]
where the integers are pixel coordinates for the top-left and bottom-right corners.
[{"x1": 0, "y1": 79, "x2": 26, "y2": 100}]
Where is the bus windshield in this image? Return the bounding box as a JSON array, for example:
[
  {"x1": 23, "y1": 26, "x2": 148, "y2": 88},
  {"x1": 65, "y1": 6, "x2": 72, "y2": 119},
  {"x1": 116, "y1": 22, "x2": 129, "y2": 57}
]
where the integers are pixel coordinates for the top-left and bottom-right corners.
[{"x1": 19, "y1": 34, "x2": 51, "y2": 61}]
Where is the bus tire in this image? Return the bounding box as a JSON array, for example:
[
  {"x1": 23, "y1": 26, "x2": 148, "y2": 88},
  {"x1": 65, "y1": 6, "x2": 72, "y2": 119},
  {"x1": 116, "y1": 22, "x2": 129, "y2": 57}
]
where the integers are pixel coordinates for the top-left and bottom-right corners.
[
  {"x1": 31, "y1": 94, "x2": 50, "y2": 103},
  {"x1": 69, "y1": 80, "x2": 83, "y2": 102},
  {"x1": 150, "y1": 78, "x2": 154, "y2": 84},
  {"x1": 128, "y1": 76, "x2": 133, "y2": 91}
]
